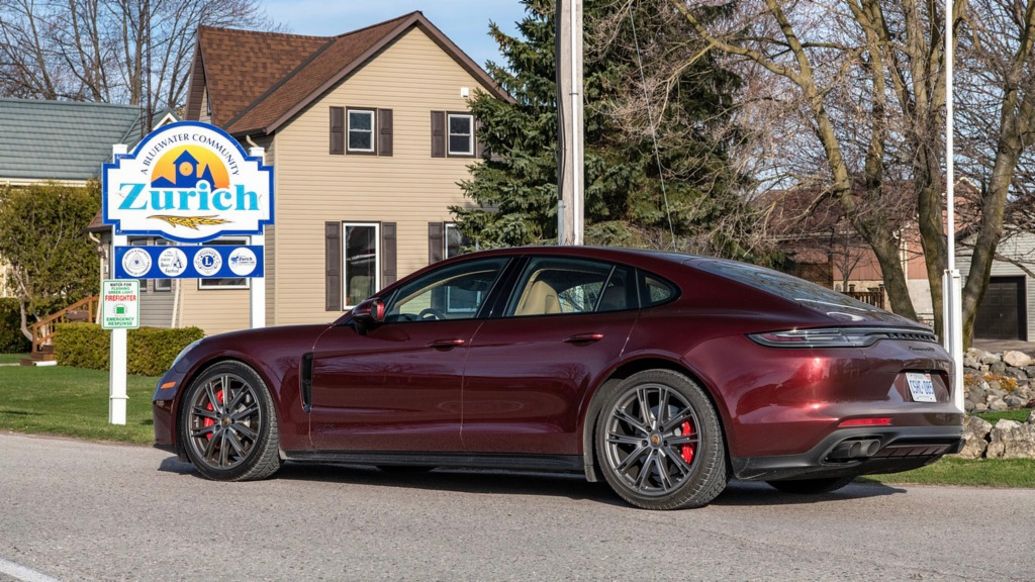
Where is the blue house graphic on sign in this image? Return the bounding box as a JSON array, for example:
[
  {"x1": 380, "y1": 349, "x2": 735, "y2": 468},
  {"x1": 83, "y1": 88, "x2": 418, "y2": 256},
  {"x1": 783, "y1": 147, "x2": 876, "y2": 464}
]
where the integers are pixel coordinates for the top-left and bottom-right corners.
[{"x1": 151, "y1": 150, "x2": 216, "y2": 188}]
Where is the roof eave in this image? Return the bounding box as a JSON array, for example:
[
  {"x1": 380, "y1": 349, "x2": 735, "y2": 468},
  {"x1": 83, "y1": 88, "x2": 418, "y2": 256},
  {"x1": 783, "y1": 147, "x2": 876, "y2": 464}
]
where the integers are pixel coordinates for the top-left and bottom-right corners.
[{"x1": 250, "y1": 13, "x2": 513, "y2": 136}]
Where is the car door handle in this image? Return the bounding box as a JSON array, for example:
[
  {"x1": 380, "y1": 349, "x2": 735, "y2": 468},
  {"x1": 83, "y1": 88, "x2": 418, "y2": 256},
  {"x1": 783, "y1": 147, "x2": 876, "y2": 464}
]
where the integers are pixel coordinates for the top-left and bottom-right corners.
[
  {"x1": 429, "y1": 338, "x2": 466, "y2": 349},
  {"x1": 564, "y1": 333, "x2": 604, "y2": 344}
]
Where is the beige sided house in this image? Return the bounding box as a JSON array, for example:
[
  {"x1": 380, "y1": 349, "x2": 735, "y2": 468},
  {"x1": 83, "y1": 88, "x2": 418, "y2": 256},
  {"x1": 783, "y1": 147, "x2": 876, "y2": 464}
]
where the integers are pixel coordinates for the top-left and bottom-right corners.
[{"x1": 138, "y1": 12, "x2": 507, "y2": 334}]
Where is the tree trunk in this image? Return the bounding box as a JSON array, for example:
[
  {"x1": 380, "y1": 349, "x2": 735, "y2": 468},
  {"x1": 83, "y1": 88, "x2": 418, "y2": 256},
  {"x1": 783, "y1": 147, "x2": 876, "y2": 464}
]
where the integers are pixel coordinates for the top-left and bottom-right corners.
[
  {"x1": 858, "y1": 223, "x2": 918, "y2": 319},
  {"x1": 18, "y1": 299, "x2": 31, "y2": 343}
]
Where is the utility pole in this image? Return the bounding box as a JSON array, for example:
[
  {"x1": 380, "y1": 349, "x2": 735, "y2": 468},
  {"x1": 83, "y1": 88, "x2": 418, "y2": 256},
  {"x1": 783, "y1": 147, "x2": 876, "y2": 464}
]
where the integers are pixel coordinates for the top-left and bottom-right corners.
[
  {"x1": 943, "y1": 1, "x2": 965, "y2": 412},
  {"x1": 556, "y1": 0, "x2": 584, "y2": 245}
]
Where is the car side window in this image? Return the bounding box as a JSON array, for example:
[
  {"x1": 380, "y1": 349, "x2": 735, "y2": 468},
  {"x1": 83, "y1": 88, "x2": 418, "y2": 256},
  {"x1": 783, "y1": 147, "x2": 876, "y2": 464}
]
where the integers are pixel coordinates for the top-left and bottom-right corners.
[
  {"x1": 384, "y1": 258, "x2": 507, "y2": 322},
  {"x1": 641, "y1": 273, "x2": 677, "y2": 307},
  {"x1": 506, "y1": 257, "x2": 634, "y2": 317}
]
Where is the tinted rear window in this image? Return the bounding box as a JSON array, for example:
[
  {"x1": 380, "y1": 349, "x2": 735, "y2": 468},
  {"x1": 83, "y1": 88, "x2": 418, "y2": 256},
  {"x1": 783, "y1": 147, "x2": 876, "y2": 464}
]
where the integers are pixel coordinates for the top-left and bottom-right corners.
[{"x1": 692, "y1": 259, "x2": 880, "y2": 313}]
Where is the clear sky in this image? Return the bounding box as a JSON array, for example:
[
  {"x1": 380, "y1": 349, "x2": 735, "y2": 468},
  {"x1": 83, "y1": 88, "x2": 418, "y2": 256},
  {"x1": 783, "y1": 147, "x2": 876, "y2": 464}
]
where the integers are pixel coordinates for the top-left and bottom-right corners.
[{"x1": 263, "y1": 0, "x2": 526, "y2": 68}]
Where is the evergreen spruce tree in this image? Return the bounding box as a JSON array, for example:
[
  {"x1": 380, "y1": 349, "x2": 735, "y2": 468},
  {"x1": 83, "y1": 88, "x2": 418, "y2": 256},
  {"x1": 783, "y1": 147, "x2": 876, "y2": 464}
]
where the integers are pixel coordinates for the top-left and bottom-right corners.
[{"x1": 453, "y1": 0, "x2": 760, "y2": 259}]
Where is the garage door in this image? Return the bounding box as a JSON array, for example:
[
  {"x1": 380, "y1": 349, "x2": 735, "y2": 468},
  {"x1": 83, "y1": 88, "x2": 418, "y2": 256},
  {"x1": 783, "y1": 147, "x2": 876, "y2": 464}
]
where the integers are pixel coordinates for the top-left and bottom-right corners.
[{"x1": 974, "y1": 276, "x2": 1026, "y2": 340}]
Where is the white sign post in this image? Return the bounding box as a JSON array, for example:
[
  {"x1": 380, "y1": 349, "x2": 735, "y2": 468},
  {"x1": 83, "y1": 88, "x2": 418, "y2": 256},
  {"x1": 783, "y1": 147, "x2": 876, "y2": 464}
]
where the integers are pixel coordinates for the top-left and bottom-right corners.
[
  {"x1": 249, "y1": 146, "x2": 266, "y2": 329},
  {"x1": 108, "y1": 144, "x2": 130, "y2": 425}
]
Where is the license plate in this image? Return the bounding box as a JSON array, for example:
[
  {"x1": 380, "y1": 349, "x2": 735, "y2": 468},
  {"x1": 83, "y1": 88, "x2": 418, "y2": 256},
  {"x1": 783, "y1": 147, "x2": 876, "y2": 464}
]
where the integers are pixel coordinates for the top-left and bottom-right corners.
[{"x1": 906, "y1": 372, "x2": 937, "y2": 403}]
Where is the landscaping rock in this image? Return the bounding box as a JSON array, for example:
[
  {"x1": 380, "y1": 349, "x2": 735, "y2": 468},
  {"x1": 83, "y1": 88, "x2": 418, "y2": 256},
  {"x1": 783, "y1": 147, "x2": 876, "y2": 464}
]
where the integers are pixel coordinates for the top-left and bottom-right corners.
[
  {"x1": 1005, "y1": 366, "x2": 1027, "y2": 381},
  {"x1": 986, "y1": 420, "x2": 1035, "y2": 459},
  {"x1": 990, "y1": 360, "x2": 1007, "y2": 375},
  {"x1": 1029, "y1": 409, "x2": 1035, "y2": 425},
  {"x1": 964, "y1": 349, "x2": 983, "y2": 370},
  {"x1": 1005, "y1": 394, "x2": 1027, "y2": 409},
  {"x1": 988, "y1": 398, "x2": 1009, "y2": 412},
  {"x1": 979, "y1": 350, "x2": 1001, "y2": 366},
  {"x1": 966, "y1": 415, "x2": 993, "y2": 440},
  {"x1": 974, "y1": 402, "x2": 988, "y2": 412},
  {"x1": 1002, "y1": 350, "x2": 1033, "y2": 369}
]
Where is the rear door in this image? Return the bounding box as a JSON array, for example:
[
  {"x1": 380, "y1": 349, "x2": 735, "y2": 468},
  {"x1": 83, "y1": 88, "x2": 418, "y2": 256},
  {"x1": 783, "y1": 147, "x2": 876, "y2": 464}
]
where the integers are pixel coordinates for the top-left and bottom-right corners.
[{"x1": 461, "y1": 257, "x2": 639, "y2": 455}]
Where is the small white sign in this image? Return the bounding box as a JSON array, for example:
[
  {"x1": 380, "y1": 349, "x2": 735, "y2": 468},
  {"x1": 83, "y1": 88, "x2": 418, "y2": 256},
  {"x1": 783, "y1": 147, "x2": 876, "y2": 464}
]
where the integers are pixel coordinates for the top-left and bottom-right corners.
[
  {"x1": 157, "y1": 247, "x2": 188, "y2": 277},
  {"x1": 193, "y1": 247, "x2": 223, "y2": 276},
  {"x1": 101, "y1": 280, "x2": 140, "y2": 330},
  {"x1": 227, "y1": 247, "x2": 258, "y2": 276},
  {"x1": 121, "y1": 248, "x2": 152, "y2": 278}
]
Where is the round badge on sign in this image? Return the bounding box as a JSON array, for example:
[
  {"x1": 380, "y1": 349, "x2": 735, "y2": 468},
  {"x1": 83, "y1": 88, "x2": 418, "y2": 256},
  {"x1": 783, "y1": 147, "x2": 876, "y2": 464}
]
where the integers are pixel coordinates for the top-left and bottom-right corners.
[
  {"x1": 193, "y1": 247, "x2": 223, "y2": 277},
  {"x1": 157, "y1": 247, "x2": 188, "y2": 278},
  {"x1": 227, "y1": 247, "x2": 258, "y2": 277},
  {"x1": 122, "y1": 248, "x2": 152, "y2": 277}
]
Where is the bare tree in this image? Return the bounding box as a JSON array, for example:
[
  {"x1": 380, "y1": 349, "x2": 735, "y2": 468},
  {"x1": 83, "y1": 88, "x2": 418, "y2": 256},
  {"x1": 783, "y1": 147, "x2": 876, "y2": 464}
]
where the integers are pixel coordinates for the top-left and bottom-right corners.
[
  {"x1": 0, "y1": 0, "x2": 275, "y2": 118},
  {"x1": 662, "y1": 0, "x2": 1034, "y2": 345}
]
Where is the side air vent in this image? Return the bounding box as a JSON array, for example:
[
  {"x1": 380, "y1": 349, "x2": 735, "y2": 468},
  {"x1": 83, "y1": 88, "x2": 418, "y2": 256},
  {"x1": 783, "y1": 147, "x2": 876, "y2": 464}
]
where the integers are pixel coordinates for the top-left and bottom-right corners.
[{"x1": 300, "y1": 352, "x2": 313, "y2": 412}]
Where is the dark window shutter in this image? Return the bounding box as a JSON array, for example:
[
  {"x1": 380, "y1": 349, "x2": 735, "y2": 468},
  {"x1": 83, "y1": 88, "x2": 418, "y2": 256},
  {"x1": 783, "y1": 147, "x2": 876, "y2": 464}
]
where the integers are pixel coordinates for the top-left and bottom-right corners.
[
  {"x1": 325, "y1": 222, "x2": 341, "y2": 311},
  {"x1": 381, "y1": 222, "x2": 397, "y2": 287},
  {"x1": 377, "y1": 108, "x2": 393, "y2": 156},
  {"x1": 329, "y1": 107, "x2": 344, "y2": 155},
  {"x1": 474, "y1": 117, "x2": 484, "y2": 158},
  {"x1": 428, "y1": 222, "x2": 444, "y2": 264},
  {"x1": 431, "y1": 111, "x2": 445, "y2": 158}
]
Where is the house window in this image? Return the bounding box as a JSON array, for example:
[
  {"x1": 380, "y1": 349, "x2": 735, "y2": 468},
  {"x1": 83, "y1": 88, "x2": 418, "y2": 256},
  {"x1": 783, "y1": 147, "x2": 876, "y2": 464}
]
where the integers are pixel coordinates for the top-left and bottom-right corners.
[
  {"x1": 447, "y1": 113, "x2": 474, "y2": 156},
  {"x1": 344, "y1": 223, "x2": 380, "y2": 307},
  {"x1": 198, "y1": 238, "x2": 249, "y2": 289},
  {"x1": 347, "y1": 109, "x2": 375, "y2": 153},
  {"x1": 445, "y1": 223, "x2": 465, "y2": 258}
]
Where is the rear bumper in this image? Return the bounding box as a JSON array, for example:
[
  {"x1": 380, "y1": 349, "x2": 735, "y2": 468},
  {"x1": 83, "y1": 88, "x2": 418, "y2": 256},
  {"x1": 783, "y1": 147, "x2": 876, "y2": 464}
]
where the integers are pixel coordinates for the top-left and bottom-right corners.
[{"x1": 731, "y1": 425, "x2": 964, "y2": 482}]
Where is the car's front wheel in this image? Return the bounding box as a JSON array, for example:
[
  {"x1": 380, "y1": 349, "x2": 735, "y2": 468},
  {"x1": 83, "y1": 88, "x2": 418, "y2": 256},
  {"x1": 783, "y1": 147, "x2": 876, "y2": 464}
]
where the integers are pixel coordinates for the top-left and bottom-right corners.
[
  {"x1": 180, "y1": 361, "x2": 281, "y2": 481},
  {"x1": 594, "y1": 369, "x2": 728, "y2": 510}
]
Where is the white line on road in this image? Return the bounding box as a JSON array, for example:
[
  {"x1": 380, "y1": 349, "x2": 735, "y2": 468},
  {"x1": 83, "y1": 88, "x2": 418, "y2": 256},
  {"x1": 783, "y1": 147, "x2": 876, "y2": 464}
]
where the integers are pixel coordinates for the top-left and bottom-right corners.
[{"x1": 0, "y1": 558, "x2": 60, "y2": 582}]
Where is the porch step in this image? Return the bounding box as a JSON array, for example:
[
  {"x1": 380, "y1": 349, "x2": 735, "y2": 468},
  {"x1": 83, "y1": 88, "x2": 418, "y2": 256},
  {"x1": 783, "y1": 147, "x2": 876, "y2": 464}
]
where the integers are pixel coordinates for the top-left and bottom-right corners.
[{"x1": 21, "y1": 350, "x2": 58, "y2": 366}]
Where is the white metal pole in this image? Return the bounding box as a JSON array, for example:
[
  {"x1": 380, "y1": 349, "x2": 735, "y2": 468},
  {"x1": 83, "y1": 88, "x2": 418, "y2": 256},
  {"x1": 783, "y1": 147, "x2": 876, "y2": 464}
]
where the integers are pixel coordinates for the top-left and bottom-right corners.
[
  {"x1": 943, "y1": 1, "x2": 965, "y2": 412},
  {"x1": 249, "y1": 146, "x2": 266, "y2": 329},
  {"x1": 109, "y1": 144, "x2": 129, "y2": 425},
  {"x1": 570, "y1": 0, "x2": 583, "y2": 245}
]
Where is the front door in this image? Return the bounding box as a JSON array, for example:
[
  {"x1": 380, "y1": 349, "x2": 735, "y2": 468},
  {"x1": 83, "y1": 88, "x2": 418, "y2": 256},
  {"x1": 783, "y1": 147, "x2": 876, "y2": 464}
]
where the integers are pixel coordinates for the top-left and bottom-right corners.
[
  {"x1": 462, "y1": 257, "x2": 639, "y2": 455},
  {"x1": 309, "y1": 257, "x2": 510, "y2": 452}
]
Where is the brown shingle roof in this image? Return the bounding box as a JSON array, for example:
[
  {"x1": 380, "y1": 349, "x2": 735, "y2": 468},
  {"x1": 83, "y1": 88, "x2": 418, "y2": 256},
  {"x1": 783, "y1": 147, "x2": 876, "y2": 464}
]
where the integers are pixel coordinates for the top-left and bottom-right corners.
[
  {"x1": 193, "y1": 27, "x2": 329, "y2": 127},
  {"x1": 189, "y1": 12, "x2": 510, "y2": 136}
]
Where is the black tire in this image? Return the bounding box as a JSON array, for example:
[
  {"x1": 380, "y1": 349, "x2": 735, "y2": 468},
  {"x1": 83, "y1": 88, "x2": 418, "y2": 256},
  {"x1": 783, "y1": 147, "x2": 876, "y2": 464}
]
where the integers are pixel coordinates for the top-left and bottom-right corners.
[
  {"x1": 766, "y1": 477, "x2": 855, "y2": 495},
  {"x1": 179, "y1": 361, "x2": 281, "y2": 481},
  {"x1": 594, "y1": 369, "x2": 727, "y2": 510}
]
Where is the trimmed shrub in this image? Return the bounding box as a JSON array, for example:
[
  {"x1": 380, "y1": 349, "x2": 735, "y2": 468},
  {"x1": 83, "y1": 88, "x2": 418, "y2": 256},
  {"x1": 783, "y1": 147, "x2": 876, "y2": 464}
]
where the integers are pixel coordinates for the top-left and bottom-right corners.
[
  {"x1": 54, "y1": 323, "x2": 204, "y2": 376},
  {"x1": 0, "y1": 298, "x2": 30, "y2": 353}
]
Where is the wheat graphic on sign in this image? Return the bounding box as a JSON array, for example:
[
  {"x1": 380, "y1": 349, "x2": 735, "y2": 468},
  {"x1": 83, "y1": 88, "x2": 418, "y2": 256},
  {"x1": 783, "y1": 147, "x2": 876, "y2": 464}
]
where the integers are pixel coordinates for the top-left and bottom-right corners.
[{"x1": 148, "y1": 215, "x2": 230, "y2": 230}]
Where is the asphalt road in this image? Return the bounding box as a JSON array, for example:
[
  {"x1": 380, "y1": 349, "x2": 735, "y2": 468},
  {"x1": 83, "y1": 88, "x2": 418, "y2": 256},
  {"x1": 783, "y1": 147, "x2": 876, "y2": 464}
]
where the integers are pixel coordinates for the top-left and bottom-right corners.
[{"x1": 1, "y1": 433, "x2": 1033, "y2": 581}]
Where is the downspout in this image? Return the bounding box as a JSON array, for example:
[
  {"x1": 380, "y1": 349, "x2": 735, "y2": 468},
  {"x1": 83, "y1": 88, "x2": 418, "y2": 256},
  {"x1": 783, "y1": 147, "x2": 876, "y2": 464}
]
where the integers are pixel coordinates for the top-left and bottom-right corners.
[
  {"x1": 171, "y1": 278, "x2": 181, "y2": 328},
  {"x1": 87, "y1": 232, "x2": 105, "y2": 324}
]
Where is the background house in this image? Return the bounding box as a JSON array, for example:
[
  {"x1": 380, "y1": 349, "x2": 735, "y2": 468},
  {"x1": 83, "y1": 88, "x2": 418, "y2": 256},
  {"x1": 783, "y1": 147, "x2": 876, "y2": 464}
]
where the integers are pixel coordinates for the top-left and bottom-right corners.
[{"x1": 0, "y1": 98, "x2": 155, "y2": 299}]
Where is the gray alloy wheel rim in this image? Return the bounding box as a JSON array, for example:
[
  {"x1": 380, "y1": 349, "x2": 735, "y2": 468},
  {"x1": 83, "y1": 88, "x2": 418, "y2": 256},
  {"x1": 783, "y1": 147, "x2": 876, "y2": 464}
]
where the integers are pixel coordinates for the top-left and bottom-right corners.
[
  {"x1": 603, "y1": 382, "x2": 702, "y2": 497},
  {"x1": 186, "y1": 373, "x2": 262, "y2": 470}
]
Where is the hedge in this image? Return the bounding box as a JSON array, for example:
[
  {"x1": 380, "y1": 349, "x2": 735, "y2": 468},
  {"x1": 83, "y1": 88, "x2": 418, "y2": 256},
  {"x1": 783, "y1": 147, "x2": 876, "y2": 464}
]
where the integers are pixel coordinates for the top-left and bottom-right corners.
[
  {"x1": 53, "y1": 323, "x2": 204, "y2": 376},
  {"x1": 0, "y1": 298, "x2": 30, "y2": 353}
]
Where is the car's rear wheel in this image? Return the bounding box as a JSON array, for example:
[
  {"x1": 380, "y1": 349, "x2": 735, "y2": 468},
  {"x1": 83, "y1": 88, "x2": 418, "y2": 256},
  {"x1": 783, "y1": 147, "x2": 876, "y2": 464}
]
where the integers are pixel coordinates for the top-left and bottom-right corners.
[
  {"x1": 180, "y1": 361, "x2": 281, "y2": 481},
  {"x1": 595, "y1": 369, "x2": 727, "y2": 510},
  {"x1": 766, "y1": 477, "x2": 854, "y2": 494}
]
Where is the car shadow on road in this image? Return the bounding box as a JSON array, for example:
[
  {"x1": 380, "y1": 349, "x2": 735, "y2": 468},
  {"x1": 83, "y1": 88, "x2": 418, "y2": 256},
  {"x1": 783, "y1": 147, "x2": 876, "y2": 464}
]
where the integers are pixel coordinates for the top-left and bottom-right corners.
[{"x1": 158, "y1": 456, "x2": 906, "y2": 507}]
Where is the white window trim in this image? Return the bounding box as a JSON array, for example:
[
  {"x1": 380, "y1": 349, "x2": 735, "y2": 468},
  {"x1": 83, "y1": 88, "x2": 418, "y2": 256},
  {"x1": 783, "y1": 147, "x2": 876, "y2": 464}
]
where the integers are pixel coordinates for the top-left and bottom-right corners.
[
  {"x1": 346, "y1": 109, "x2": 376, "y2": 153},
  {"x1": 198, "y1": 237, "x2": 251, "y2": 290},
  {"x1": 343, "y1": 222, "x2": 381, "y2": 309},
  {"x1": 446, "y1": 113, "x2": 474, "y2": 156}
]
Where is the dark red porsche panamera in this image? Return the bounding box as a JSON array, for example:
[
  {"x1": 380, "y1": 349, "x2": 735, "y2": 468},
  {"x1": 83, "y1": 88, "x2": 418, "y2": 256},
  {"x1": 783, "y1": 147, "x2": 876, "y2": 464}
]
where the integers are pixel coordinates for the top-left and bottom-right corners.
[{"x1": 153, "y1": 246, "x2": 963, "y2": 509}]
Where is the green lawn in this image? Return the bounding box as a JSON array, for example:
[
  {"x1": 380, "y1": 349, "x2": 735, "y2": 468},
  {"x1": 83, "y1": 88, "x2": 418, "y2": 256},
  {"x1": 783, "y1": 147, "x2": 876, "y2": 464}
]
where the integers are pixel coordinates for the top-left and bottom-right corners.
[
  {"x1": 0, "y1": 353, "x2": 27, "y2": 364},
  {"x1": 0, "y1": 364, "x2": 158, "y2": 444},
  {"x1": 867, "y1": 457, "x2": 1035, "y2": 488},
  {"x1": 976, "y1": 408, "x2": 1033, "y2": 424}
]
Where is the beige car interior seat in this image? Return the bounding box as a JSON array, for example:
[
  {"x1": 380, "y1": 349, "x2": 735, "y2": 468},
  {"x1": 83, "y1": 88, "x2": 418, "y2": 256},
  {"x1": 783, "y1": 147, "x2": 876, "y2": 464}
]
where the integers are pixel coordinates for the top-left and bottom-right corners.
[{"x1": 514, "y1": 274, "x2": 561, "y2": 316}]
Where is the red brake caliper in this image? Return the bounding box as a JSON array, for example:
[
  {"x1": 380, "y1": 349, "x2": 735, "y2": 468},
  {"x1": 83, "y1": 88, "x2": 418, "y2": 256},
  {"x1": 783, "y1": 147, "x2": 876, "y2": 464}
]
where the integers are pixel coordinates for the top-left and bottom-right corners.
[
  {"x1": 203, "y1": 389, "x2": 224, "y2": 440},
  {"x1": 680, "y1": 420, "x2": 696, "y2": 464}
]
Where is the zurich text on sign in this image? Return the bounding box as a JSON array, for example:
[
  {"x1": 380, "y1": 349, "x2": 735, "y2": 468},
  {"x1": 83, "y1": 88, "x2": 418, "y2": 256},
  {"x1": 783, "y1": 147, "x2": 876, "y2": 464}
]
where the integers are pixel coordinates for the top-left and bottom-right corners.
[{"x1": 102, "y1": 121, "x2": 274, "y2": 243}]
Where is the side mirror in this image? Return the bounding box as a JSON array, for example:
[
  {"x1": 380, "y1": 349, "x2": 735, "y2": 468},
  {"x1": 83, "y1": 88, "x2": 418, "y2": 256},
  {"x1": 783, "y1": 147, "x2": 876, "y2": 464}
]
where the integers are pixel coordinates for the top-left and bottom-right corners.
[{"x1": 352, "y1": 297, "x2": 386, "y2": 328}]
